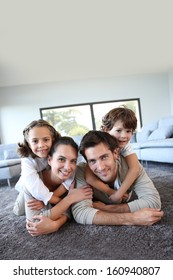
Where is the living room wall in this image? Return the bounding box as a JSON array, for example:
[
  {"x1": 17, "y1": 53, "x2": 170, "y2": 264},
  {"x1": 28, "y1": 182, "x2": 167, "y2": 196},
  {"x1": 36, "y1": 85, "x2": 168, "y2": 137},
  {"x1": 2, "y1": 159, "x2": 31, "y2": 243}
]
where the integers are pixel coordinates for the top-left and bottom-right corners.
[
  {"x1": 0, "y1": 71, "x2": 172, "y2": 144},
  {"x1": 169, "y1": 71, "x2": 173, "y2": 113}
]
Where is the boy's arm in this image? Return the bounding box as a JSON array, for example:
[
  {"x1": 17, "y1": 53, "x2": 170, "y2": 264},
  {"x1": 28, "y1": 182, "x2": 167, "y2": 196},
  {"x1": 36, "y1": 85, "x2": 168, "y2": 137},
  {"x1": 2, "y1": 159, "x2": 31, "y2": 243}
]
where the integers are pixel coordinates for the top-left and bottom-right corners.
[
  {"x1": 110, "y1": 153, "x2": 140, "y2": 201},
  {"x1": 85, "y1": 164, "x2": 115, "y2": 196}
]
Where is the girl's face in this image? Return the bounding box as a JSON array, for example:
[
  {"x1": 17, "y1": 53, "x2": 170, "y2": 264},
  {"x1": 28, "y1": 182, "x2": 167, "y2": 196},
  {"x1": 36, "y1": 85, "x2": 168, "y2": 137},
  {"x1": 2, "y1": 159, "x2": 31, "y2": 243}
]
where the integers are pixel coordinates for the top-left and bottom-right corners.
[
  {"x1": 105, "y1": 120, "x2": 133, "y2": 149},
  {"x1": 48, "y1": 144, "x2": 78, "y2": 181},
  {"x1": 27, "y1": 126, "x2": 53, "y2": 158}
]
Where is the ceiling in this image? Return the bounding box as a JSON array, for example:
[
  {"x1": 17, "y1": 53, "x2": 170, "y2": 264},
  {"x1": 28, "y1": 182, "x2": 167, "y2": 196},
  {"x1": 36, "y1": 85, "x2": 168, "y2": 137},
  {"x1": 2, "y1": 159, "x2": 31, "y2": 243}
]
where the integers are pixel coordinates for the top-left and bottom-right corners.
[{"x1": 0, "y1": 0, "x2": 173, "y2": 87}]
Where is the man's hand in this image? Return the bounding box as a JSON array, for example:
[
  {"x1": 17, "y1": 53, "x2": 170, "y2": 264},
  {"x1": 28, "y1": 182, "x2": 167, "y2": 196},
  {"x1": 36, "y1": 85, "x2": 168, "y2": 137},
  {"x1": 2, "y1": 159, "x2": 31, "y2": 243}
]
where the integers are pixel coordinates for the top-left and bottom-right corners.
[
  {"x1": 133, "y1": 208, "x2": 164, "y2": 226},
  {"x1": 27, "y1": 199, "x2": 44, "y2": 210}
]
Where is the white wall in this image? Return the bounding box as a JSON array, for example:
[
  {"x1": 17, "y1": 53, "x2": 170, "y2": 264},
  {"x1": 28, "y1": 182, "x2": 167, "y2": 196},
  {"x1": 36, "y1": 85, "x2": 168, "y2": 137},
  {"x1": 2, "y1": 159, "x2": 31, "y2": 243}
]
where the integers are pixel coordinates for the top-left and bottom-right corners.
[
  {"x1": 168, "y1": 70, "x2": 173, "y2": 114},
  {"x1": 0, "y1": 72, "x2": 171, "y2": 144}
]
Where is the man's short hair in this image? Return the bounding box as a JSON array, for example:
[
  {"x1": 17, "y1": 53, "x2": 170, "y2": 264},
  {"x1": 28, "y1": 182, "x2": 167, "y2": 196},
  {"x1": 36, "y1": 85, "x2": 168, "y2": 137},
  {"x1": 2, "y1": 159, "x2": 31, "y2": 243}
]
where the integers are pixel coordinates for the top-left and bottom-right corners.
[{"x1": 79, "y1": 130, "x2": 119, "y2": 160}]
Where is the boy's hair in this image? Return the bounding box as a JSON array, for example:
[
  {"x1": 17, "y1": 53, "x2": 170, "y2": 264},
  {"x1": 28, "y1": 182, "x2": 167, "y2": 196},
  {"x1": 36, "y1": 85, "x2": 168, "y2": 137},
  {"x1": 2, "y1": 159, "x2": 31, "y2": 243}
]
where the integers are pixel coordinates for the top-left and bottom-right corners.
[
  {"x1": 49, "y1": 136, "x2": 78, "y2": 157},
  {"x1": 79, "y1": 130, "x2": 119, "y2": 160},
  {"x1": 101, "y1": 107, "x2": 137, "y2": 131},
  {"x1": 18, "y1": 119, "x2": 61, "y2": 158}
]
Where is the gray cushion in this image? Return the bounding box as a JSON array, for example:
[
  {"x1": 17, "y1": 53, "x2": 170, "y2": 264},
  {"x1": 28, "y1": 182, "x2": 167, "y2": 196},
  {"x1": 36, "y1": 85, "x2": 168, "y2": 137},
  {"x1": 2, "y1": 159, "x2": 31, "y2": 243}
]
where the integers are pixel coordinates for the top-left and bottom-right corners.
[
  {"x1": 158, "y1": 116, "x2": 173, "y2": 127},
  {"x1": 136, "y1": 130, "x2": 151, "y2": 142},
  {"x1": 0, "y1": 159, "x2": 21, "y2": 168},
  {"x1": 3, "y1": 150, "x2": 19, "y2": 160},
  {"x1": 140, "y1": 138, "x2": 173, "y2": 148},
  {"x1": 141, "y1": 121, "x2": 158, "y2": 132},
  {"x1": 148, "y1": 125, "x2": 173, "y2": 140}
]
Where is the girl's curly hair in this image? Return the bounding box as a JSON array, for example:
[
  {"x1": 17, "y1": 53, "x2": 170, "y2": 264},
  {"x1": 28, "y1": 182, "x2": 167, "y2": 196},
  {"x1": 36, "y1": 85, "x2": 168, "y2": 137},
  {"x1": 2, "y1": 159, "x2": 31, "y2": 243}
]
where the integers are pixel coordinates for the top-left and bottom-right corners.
[{"x1": 18, "y1": 119, "x2": 61, "y2": 158}]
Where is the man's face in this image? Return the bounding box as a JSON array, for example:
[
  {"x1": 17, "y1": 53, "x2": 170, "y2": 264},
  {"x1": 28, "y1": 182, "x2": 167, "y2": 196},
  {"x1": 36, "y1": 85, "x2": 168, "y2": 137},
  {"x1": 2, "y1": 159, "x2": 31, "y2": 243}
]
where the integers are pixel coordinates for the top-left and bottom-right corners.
[{"x1": 85, "y1": 142, "x2": 118, "y2": 185}]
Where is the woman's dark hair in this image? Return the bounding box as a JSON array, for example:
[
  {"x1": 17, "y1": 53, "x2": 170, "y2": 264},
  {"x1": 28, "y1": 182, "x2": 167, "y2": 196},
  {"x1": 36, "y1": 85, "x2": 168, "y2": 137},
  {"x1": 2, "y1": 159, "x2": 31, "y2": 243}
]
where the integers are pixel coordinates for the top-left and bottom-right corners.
[{"x1": 49, "y1": 136, "x2": 78, "y2": 157}]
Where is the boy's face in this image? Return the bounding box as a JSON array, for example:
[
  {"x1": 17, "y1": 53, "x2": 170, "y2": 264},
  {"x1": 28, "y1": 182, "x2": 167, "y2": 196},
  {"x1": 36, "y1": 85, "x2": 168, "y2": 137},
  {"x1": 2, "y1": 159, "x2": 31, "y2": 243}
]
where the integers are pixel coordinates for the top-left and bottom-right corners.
[
  {"x1": 85, "y1": 142, "x2": 118, "y2": 185},
  {"x1": 105, "y1": 120, "x2": 133, "y2": 149}
]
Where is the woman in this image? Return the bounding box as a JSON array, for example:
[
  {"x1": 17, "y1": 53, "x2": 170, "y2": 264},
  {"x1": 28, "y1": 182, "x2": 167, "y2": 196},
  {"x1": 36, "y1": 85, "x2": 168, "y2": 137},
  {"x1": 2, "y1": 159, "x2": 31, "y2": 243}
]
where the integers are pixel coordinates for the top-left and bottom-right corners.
[{"x1": 17, "y1": 136, "x2": 93, "y2": 234}]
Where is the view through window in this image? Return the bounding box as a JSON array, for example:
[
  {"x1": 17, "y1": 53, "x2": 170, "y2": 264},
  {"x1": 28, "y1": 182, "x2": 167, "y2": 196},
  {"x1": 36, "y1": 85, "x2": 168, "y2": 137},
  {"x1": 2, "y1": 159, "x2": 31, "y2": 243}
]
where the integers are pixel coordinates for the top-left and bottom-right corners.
[{"x1": 40, "y1": 99, "x2": 142, "y2": 137}]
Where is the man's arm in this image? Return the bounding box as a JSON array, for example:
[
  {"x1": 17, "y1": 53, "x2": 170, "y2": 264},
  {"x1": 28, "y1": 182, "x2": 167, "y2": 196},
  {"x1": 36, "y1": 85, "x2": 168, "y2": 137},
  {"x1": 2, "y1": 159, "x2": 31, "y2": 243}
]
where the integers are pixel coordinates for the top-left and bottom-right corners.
[
  {"x1": 72, "y1": 196, "x2": 163, "y2": 226},
  {"x1": 72, "y1": 163, "x2": 164, "y2": 226},
  {"x1": 93, "y1": 208, "x2": 163, "y2": 226}
]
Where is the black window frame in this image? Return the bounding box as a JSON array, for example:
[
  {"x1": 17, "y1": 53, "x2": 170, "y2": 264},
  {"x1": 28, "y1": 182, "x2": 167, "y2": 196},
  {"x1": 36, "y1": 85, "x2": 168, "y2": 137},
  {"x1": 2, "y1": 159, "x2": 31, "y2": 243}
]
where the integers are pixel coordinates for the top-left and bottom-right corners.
[{"x1": 40, "y1": 98, "x2": 142, "y2": 135}]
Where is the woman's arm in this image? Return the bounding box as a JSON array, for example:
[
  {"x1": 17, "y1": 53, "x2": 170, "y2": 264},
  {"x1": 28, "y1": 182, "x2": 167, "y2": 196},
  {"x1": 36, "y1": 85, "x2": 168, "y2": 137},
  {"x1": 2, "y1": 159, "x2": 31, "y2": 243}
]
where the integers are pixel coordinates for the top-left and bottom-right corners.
[
  {"x1": 49, "y1": 184, "x2": 93, "y2": 221},
  {"x1": 26, "y1": 215, "x2": 68, "y2": 236}
]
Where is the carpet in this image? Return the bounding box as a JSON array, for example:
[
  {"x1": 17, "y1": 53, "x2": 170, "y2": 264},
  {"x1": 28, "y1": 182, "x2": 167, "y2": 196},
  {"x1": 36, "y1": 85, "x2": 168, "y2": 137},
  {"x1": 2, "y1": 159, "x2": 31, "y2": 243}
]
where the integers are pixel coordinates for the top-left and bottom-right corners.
[{"x1": 0, "y1": 162, "x2": 173, "y2": 260}]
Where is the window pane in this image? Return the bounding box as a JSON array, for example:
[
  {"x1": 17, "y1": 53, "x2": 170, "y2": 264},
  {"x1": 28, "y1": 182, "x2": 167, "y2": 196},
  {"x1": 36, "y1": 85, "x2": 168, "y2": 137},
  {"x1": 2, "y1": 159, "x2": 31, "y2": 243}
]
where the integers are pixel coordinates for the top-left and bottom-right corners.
[
  {"x1": 93, "y1": 100, "x2": 141, "y2": 131},
  {"x1": 41, "y1": 105, "x2": 93, "y2": 136}
]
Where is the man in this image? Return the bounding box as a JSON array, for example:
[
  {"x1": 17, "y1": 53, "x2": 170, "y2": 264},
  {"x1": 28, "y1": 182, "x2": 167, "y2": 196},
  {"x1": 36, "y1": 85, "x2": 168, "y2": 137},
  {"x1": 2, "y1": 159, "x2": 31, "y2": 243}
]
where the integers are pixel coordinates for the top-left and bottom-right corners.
[
  {"x1": 26, "y1": 131, "x2": 163, "y2": 235},
  {"x1": 72, "y1": 130, "x2": 162, "y2": 225}
]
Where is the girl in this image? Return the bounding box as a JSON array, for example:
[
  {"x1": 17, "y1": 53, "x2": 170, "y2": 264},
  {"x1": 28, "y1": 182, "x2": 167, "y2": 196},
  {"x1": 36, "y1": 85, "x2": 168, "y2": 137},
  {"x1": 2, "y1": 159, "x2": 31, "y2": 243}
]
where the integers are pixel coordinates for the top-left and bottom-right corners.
[{"x1": 13, "y1": 119, "x2": 61, "y2": 216}]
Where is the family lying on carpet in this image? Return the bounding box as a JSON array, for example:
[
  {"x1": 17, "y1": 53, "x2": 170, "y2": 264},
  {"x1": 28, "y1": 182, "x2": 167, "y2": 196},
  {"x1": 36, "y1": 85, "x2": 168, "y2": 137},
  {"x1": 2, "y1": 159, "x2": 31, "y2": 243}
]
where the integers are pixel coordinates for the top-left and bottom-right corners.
[{"x1": 13, "y1": 107, "x2": 163, "y2": 236}]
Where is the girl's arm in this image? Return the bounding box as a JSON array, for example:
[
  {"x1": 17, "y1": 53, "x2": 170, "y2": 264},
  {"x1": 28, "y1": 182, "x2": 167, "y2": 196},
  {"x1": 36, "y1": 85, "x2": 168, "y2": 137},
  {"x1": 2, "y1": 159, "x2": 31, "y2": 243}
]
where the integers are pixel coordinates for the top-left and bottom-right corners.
[
  {"x1": 110, "y1": 153, "x2": 140, "y2": 202},
  {"x1": 85, "y1": 164, "x2": 115, "y2": 196},
  {"x1": 21, "y1": 158, "x2": 53, "y2": 205},
  {"x1": 49, "y1": 184, "x2": 67, "y2": 204}
]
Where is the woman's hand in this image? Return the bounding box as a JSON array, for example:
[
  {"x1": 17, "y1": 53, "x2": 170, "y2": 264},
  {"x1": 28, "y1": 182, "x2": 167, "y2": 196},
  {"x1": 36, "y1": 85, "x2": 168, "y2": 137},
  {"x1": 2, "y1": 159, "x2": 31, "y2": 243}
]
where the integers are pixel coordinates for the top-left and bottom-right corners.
[{"x1": 26, "y1": 215, "x2": 68, "y2": 236}]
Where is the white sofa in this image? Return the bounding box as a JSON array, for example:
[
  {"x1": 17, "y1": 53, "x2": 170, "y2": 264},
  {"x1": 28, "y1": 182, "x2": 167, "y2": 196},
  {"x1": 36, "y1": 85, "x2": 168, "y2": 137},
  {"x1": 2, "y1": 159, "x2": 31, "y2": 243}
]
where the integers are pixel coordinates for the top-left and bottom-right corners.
[
  {"x1": 131, "y1": 115, "x2": 173, "y2": 164},
  {"x1": 0, "y1": 143, "x2": 21, "y2": 186}
]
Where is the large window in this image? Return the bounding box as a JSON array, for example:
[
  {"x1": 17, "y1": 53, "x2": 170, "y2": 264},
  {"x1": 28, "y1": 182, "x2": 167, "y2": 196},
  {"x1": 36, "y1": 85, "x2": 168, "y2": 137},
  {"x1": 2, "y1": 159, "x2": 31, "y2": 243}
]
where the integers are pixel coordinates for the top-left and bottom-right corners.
[{"x1": 40, "y1": 98, "x2": 142, "y2": 136}]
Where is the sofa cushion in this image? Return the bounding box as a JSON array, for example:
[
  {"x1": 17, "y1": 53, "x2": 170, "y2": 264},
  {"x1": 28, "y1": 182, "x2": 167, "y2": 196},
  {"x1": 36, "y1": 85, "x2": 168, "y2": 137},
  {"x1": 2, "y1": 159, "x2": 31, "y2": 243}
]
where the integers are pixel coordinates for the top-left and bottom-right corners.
[
  {"x1": 148, "y1": 125, "x2": 173, "y2": 140},
  {"x1": 131, "y1": 142, "x2": 142, "y2": 149},
  {"x1": 136, "y1": 130, "x2": 151, "y2": 142},
  {"x1": 158, "y1": 116, "x2": 173, "y2": 128},
  {"x1": 0, "y1": 159, "x2": 21, "y2": 168},
  {"x1": 136, "y1": 120, "x2": 158, "y2": 142},
  {"x1": 140, "y1": 138, "x2": 173, "y2": 148},
  {"x1": 4, "y1": 149, "x2": 19, "y2": 160},
  {"x1": 141, "y1": 120, "x2": 158, "y2": 132}
]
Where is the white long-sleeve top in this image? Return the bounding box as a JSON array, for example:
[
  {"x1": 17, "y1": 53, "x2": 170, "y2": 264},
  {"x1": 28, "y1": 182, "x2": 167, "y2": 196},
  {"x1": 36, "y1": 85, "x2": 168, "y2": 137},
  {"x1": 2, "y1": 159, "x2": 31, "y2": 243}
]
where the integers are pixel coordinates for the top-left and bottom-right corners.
[{"x1": 15, "y1": 157, "x2": 74, "y2": 205}]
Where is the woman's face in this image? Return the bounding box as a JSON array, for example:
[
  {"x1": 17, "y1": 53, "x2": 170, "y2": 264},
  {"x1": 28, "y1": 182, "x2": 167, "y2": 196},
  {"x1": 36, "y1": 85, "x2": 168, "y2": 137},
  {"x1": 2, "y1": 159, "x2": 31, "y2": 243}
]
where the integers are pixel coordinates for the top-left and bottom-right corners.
[{"x1": 48, "y1": 144, "x2": 78, "y2": 181}]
